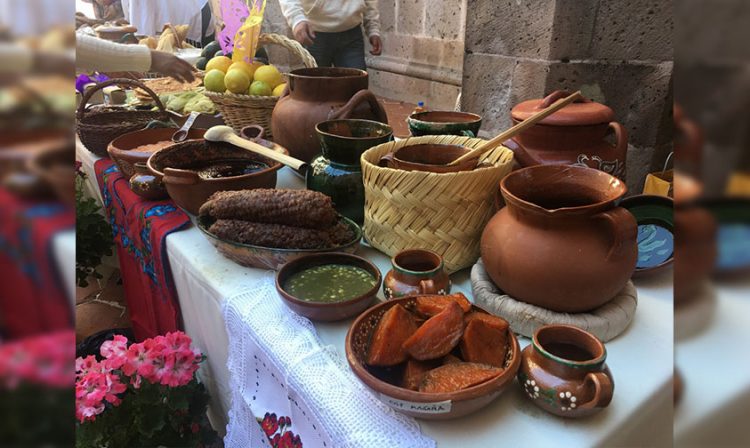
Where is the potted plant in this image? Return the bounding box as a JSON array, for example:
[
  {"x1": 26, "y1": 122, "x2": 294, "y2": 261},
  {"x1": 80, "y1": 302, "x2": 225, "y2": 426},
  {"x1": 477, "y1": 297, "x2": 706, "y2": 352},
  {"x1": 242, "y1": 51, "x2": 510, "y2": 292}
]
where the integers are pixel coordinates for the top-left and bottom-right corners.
[{"x1": 75, "y1": 331, "x2": 219, "y2": 447}]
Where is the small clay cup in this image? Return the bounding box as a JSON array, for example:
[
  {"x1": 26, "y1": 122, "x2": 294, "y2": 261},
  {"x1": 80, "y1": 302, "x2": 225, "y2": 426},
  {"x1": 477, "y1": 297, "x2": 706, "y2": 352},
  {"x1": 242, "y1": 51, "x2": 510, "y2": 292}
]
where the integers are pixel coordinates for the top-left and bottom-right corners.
[
  {"x1": 346, "y1": 296, "x2": 521, "y2": 420},
  {"x1": 407, "y1": 110, "x2": 482, "y2": 137},
  {"x1": 378, "y1": 144, "x2": 478, "y2": 173},
  {"x1": 383, "y1": 249, "x2": 451, "y2": 299},
  {"x1": 518, "y1": 324, "x2": 614, "y2": 418},
  {"x1": 276, "y1": 252, "x2": 382, "y2": 322},
  {"x1": 129, "y1": 162, "x2": 168, "y2": 200}
]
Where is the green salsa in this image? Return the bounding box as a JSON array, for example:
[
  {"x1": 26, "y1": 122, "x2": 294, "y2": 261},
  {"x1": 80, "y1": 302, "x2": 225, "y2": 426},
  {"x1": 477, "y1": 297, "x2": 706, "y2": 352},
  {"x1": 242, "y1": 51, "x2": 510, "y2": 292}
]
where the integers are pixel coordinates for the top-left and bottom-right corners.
[{"x1": 283, "y1": 264, "x2": 377, "y2": 303}]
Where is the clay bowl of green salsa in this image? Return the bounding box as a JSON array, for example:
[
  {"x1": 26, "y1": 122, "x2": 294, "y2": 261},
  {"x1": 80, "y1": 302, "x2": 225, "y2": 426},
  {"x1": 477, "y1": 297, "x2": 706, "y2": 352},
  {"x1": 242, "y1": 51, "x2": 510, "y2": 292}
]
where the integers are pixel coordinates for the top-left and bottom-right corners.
[{"x1": 276, "y1": 252, "x2": 382, "y2": 321}]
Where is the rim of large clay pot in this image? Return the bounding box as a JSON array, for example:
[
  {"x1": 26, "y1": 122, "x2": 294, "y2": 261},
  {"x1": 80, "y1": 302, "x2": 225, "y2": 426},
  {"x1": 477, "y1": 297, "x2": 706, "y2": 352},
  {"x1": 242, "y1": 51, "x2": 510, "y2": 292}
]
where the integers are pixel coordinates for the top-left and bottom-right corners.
[
  {"x1": 315, "y1": 119, "x2": 393, "y2": 142},
  {"x1": 392, "y1": 249, "x2": 444, "y2": 277},
  {"x1": 408, "y1": 110, "x2": 482, "y2": 125},
  {"x1": 288, "y1": 67, "x2": 368, "y2": 79},
  {"x1": 532, "y1": 324, "x2": 606, "y2": 369},
  {"x1": 500, "y1": 164, "x2": 627, "y2": 215}
]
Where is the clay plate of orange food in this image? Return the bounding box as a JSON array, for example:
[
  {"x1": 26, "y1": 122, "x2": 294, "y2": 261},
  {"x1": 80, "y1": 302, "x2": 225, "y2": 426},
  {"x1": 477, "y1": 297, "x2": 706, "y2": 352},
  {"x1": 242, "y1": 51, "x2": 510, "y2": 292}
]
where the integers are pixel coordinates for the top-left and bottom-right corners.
[{"x1": 345, "y1": 293, "x2": 520, "y2": 419}]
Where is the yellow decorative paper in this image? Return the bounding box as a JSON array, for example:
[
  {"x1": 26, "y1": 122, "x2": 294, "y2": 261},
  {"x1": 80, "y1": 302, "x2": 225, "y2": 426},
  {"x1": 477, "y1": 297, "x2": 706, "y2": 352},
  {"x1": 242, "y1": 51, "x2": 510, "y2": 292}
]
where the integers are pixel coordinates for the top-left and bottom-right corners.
[{"x1": 233, "y1": 0, "x2": 266, "y2": 63}]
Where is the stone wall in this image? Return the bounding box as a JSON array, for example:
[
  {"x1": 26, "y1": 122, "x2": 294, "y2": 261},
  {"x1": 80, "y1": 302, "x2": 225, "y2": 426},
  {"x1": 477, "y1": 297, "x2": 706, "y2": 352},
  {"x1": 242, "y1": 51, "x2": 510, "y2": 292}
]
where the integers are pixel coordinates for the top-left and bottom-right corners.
[
  {"x1": 366, "y1": 0, "x2": 466, "y2": 110},
  {"x1": 461, "y1": 0, "x2": 674, "y2": 194},
  {"x1": 254, "y1": 0, "x2": 466, "y2": 110}
]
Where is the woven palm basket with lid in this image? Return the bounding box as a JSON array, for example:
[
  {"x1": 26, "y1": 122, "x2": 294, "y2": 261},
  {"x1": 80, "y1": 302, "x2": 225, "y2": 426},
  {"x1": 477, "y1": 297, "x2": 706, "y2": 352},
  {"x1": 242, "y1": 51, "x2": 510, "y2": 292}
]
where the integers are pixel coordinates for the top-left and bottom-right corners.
[
  {"x1": 204, "y1": 33, "x2": 317, "y2": 140},
  {"x1": 361, "y1": 135, "x2": 514, "y2": 273}
]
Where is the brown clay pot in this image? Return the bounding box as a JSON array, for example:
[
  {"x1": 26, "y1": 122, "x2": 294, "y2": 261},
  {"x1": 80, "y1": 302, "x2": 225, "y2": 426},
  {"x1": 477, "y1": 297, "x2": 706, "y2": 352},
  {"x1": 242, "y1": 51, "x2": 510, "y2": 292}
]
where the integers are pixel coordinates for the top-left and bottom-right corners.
[
  {"x1": 382, "y1": 249, "x2": 451, "y2": 299},
  {"x1": 506, "y1": 90, "x2": 628, "y2": 180},
  {"x1": 378, "y1": 144, "x2": 478, "y2": 173},
  {"x1": 480, "y1": 165, "x2": 637, "y2": 313},
  {"x1": 518, "y1": 324, "x2": 614, "y2": 418},
  {"x1": 129, "y1": 163, "x2": 168, "y2": 200},
  {"x1": 674, "y1": 204, "x2": 717, "y2": 304},
  {"x1": 271, "y1": 67, "x2": 388, "y2": 163},
  {"x1": 146, "y1": 137, "x2": 287, "y2": 215},
  {"x1": 108, "y1": 127, "x2": 206, "y2": 178}
]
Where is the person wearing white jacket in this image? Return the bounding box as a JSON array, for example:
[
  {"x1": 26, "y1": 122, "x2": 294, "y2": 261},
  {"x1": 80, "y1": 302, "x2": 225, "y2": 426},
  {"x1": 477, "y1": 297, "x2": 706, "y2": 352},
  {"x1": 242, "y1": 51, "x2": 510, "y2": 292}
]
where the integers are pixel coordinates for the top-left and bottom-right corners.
[{"x1": 278, "y1": 0, "x2": 382, "y2": 70}]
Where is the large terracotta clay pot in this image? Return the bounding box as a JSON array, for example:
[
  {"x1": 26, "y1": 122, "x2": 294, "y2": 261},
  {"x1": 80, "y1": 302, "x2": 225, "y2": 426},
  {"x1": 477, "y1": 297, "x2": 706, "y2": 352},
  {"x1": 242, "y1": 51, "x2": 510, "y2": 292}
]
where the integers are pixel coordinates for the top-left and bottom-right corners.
[
  {"x1": 505, "y1": 90, "x2": 628, "y2": 180},
  {"x1": 271, "y1": 67, "x2": 388, "y2": 163},
  {"x1": 480, "y1": 165, "x2": 637, "y2": 313}
]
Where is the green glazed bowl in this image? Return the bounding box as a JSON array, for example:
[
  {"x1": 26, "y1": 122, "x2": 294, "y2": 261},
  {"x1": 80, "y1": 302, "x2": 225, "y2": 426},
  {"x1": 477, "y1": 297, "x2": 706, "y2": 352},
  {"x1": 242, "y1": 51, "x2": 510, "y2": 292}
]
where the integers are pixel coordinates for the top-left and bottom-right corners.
[
  {"x1": 196, "y1": 214, "x2": 362, "y2": 270},
  {"x1": 315, "y1": 119, "x2": 394, "y2": 165},
  {"x1": 407, "y1": 111, "x2": 482, "y2": 137},
  {"x1": 620, "y1": 194, "x2": 674, "y2": 277}
]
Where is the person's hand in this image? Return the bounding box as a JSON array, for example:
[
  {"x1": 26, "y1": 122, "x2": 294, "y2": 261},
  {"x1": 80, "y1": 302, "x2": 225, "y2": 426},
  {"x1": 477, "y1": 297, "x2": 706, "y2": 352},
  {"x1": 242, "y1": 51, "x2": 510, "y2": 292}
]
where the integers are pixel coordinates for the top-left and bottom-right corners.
[
  {"x1": 293, "y1": 21, "x2": 316, "y2": 47},
  {"x1": 369, "y1": 35, "x2": 382, "y2": 55},
  {"x1": 149, "y1": 50, "x2": 196, "y2": 83}
]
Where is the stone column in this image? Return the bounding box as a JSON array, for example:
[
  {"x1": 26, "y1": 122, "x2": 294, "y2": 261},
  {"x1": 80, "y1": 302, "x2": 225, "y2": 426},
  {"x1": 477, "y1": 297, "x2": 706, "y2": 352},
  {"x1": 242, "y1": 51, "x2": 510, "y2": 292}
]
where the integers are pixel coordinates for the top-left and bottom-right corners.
[{"x1": 461, "y1": 0, "x2": 673, "y2": 194}]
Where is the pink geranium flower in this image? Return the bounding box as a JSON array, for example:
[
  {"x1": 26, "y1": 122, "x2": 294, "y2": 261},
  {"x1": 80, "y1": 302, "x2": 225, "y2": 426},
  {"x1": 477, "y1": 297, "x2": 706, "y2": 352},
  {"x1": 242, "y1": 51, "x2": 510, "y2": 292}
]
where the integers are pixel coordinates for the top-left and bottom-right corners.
[{"x1": 100, "y1": 335, "x2": 129, "y2": 369}]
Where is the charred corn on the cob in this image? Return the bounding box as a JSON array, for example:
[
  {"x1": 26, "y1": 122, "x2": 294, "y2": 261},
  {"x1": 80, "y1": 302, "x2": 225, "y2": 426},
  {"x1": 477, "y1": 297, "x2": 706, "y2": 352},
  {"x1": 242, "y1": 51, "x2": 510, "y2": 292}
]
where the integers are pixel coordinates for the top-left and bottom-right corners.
[
  {"x1": 199, "y1": 189, "x2": 338, "y2": 230},
  {"x1": 209, "y1": 219, "x2": 355, "y2": 249}
]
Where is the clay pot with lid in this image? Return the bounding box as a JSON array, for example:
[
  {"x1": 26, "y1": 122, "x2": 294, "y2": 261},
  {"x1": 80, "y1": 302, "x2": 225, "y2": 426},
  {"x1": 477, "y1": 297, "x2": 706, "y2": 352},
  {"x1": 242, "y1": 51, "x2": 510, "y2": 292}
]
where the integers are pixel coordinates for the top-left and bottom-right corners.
[
  {"x1": 480, "y1": 165, "x2": 637, "y2": 313},
  {"x1": 271, "y1": 68, "x2": 388, "y2": 163},
  {"x1": 506, "y1": 90, "x2": 628, "y2": 180},
  {"x1": 518, "y1": 324, "x2": 614, "y2": 418}
]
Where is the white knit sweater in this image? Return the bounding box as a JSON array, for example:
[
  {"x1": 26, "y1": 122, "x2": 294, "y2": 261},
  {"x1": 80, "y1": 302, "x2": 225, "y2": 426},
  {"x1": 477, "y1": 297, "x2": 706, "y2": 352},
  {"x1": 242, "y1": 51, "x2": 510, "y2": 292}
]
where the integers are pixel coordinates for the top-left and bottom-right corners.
[
  {"x1": 278, "y1": 0, "x2": 381, "y2": 36},
  {"x1": 76, "y1": 33, "x2": 152, "y2": 72}
]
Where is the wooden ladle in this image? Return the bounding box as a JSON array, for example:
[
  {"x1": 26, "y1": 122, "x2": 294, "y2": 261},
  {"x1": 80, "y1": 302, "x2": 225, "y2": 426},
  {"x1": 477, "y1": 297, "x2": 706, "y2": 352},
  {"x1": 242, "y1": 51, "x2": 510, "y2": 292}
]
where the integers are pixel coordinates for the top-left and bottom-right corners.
[
  {"x1": 448, "y1": 90, "x2": 582, "y2": 166},
  {"x1": 204, "y1": 125, "x2": 308, "y2": 175}
]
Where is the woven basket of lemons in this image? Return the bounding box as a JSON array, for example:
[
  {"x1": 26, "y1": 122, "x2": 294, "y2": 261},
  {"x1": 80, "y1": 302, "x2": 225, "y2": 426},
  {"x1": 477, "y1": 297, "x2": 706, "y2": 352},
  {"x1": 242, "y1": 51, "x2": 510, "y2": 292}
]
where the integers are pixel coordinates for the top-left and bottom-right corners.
[
  {"x1": 204, "y1": 33, "x2": 317, "y2": 139},
  {"x1": 361, "y1": 135, "x2": 514, "y2": 273}
]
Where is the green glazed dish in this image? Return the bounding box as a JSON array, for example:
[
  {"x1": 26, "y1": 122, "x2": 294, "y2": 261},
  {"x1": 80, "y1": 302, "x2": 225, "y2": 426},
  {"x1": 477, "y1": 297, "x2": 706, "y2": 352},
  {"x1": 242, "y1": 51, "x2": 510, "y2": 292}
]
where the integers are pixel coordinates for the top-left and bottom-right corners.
[
  {"x1": 407, "y1": 111, "x2": 482, "y2": 137},
  {"x1": 620, "y1": 194, "x2": 674, "y2": 277},
  {"x1": 196, "y1": 214, "x2": 362, "y2": 270}
]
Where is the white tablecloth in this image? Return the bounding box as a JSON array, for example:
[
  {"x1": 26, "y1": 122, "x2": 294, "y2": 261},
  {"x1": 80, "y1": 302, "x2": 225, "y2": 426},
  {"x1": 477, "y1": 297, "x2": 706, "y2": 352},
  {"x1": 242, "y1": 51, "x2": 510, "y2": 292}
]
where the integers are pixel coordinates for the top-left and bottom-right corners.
[
  {"x1": 52, "y1": 229, "x2": 76, "y2": 307},
  {"x1": 77, "y1": 142, "x2": 676, "y2": 446}
]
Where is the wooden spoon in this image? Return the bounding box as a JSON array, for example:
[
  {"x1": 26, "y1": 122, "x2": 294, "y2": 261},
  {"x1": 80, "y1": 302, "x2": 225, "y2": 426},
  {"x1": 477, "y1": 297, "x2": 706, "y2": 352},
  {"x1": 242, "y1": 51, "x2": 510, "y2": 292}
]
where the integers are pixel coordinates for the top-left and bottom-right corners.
[
  {"x1": 447, "y1": 90, "x2": 582, "y2": 166},
  {"x1": 204, "y1": 125, "x2": 308, "y2": 175}
]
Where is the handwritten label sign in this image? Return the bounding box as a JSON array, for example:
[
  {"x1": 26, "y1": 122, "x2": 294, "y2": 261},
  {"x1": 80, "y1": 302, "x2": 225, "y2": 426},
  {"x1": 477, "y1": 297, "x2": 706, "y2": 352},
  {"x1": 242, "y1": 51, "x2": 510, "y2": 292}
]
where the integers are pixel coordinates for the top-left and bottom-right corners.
[{"x1": 380, "y1": 395, "x2": 452, "y2": 414}]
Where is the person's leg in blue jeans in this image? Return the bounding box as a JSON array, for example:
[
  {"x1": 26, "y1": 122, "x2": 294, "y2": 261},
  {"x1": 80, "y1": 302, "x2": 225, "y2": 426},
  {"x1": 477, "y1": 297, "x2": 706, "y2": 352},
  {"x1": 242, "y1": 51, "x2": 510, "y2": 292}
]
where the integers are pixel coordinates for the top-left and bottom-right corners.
[
  {"x1": 305, "y1": 32, "x2": 336, "y2": 67},
  {"x1": 332, "y1": 26, "x2": 366, "y2": 70}
]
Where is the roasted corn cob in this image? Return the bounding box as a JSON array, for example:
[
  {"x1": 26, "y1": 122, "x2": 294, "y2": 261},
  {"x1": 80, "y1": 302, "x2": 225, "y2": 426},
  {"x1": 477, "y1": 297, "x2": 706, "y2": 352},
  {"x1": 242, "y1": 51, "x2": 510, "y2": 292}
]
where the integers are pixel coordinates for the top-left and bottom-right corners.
[
  {"x1": 199, "y1": 189, "x2": 338, "y2": 230},
  {"x1": 209, "y1": 219, "x2": 355, "y2": 249}
]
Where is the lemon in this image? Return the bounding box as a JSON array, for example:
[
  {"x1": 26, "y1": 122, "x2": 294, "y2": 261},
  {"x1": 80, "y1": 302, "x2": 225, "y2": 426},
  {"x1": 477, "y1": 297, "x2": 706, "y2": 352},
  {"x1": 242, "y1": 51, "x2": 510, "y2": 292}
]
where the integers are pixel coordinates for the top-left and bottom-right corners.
[
  {"x1": 249, "y1": 80, "x2": 272, "y2": 96},
  {"x1": 204, "y1": 69, "x2": 226, "y2": 92},
  {"x1": 225, "y1": 69, "x2": 251, "y2": 94},
  {"x1": 228, "y1": 61, "x2": 258, "y2": 79},
  {"x1": 272, "y1": 83, "x2": 287, "y2": 97},
  {"x1": 205, "y1": 56, "x2": 233, "y2": 74},
  {"x1": 253, "y1": 64, "x2": 283, "y2": 88}
]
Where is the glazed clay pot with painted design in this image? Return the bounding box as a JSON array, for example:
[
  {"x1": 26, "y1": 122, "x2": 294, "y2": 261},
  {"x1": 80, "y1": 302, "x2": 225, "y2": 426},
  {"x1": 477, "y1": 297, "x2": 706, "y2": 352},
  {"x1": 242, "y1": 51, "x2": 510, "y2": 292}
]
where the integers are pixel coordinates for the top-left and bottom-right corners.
[
  {"x1": 505, "y1": 90, "x2": 628, "y2": 180},
  {"x1": 480, "y1": 165, "x2": 637, "y2": 312},
  {"x1": 271, "y1": 67, "x2": 388, "y2": 163},
  {"x1": 383, "y1": 249, "x2": 451, "y2": 299},
  {"x1": 518, "y1": 324, "x2": 614, "y2": 418}
]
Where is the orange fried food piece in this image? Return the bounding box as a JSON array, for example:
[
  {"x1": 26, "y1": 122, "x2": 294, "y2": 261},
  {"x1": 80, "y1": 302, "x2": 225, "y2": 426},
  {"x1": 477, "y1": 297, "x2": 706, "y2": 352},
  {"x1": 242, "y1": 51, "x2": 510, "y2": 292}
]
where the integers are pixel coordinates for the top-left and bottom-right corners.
[
  {"x1": 403, "y1": 301, "x2": 465, "y2": 361},
  {"x1": 464, "y1": 311, "x2": 509, "y2": 332},
  {"x1": 415, "y1": 293, "x2": 472, "y2": 317},
  {"x1": 459, "y1": 319, "x2": 508, "y2": 367},
  {"x1": 367, "y1": 304, "x2": 418, "y2": 366},
  {"x1": 401, "y1": 359, "x2": 440, "y2": 391},
  {"x1": 442, "y1": 354, "x2": 462, "y2": 365},
  {"x1": 419, "y1": 362, "x2": 502, "y2": 393}
]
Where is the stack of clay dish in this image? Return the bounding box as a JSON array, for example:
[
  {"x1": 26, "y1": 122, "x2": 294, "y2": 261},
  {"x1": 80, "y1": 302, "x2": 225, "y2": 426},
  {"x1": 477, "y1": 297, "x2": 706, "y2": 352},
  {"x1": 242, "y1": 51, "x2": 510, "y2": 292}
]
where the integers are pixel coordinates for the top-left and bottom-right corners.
[{"x1": 361, "y1": 135, "x2": 514, "y2": 273}]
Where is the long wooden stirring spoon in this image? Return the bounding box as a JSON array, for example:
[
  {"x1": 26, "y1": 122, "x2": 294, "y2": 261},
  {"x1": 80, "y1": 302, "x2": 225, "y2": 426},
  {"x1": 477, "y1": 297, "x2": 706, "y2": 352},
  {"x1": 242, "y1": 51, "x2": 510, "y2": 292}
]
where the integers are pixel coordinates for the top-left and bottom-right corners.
[
  {"x1": 204, "y1": 125, "x2": 308, "y2": 175},
  {"x1": 447, "y1": 90, "x2": 582, "y2": 167}
]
